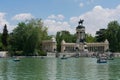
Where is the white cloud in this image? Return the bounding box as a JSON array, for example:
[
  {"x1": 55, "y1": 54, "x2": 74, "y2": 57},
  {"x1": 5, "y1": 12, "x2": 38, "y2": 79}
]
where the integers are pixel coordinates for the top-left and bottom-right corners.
[
  {"x1": 44, "y1": 19, "x2": 74, "y2": 35},
  {"x1": 0, "y1": 12, "x2": 10, "y2": 32},
  {"x1": 0, "y1": 12, "x2": 20, "y2": 33},
  {"x1": 48, "y1": 15, "x2": 56, "y2": 19},
  {"x1": 0, "y1": 12, "x2": 9, "y2": 26},
  {"x1": 45, "y1": 14, "x2": 71, "y2": 35},
  {"x1": 79, "y1": 3, "x2": 84, "y2": 8},
  {"x1": 70, "y1": 5, "x2": 120, "y2": 36},
  {"x1": 48, "y1": 14, "x2": 65, "y2": 20},
  {"x1": 70, "y1": 17, "x2": 80, "y2": 25},
  {"x1": 12, "y1": 13, "x2": 34, "y2": 21},
  {"x1": 58, "y1": 15, "x2": 65, "y2": 20}
]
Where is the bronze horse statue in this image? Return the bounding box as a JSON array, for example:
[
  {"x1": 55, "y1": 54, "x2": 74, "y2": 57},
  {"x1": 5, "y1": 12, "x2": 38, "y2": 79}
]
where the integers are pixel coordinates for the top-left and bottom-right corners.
[{"x1": 79, "y1": 19, "x2": 84, "y2": 25}]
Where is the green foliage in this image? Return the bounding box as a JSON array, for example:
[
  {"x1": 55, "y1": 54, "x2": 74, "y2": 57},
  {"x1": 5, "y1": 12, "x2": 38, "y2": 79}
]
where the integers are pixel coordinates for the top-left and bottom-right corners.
[
  {"x1": 56, "y1": 30, "x2": 76, "y2": 52},
  {"x1": 95, "y1": 21, "x2": 120, "y2": 52},
  {"x1": 37, "y1": 50, "x2": 47, "y2": 56},
  {"x1": 106, "y1": 21, "x2": 120, "y2": 52},
  {"x1": 9, "y1": 19, "x2": 48, "y2": 56},
  {"x1": 1, "y1": 24, "x2": 8, "y2": 50},
  {"x1": 86, "y1": 33, "x2": 96, "y2": 42},
  {"x1": 95, "y1": 28, "x2": 107, "y2": 42},
  {"x1": 0, "y1": 33, "x2": 3, "y2": 50}
]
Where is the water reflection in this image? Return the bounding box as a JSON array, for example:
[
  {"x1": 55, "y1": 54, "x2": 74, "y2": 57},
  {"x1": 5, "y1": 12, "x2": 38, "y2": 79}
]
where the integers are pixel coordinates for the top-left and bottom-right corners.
[
  {"x1": 46, "y1": 58, "x2": 57, "y2": 80},
  {"x1": 0, "y1": 58, "x2": 9, "y2": 80},
  {"x1": 96, "y1": 63, "x2": 109, "y2": 80},
  {"x1": 0, "y1": 57, "x2": 120, "y2": 80},
  {"x1": 108, "y1": 58, "x2": 120, "y2": 79}
]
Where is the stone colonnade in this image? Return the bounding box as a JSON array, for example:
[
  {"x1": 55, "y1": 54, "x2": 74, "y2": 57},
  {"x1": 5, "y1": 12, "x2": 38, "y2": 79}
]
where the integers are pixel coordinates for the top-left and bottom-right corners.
[{"x1": 61, "y1": 39, "x2": 109, "y2": 53}]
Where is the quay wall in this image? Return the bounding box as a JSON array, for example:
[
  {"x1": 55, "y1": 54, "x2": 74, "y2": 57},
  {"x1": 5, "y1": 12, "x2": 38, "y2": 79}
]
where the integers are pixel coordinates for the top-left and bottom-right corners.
[{"x1": 47, "y1": 52, "x2": 120, "y2": 58}]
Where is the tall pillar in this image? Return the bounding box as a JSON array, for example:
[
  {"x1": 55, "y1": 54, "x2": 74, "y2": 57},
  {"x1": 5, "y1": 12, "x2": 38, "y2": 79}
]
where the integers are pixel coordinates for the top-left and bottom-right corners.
[
  {"x1": 76, "y1": 19, "x2": 86, "y2": 51},
  {"x1": 76, "y1": 20, "x2": 85, "y2": 43}
]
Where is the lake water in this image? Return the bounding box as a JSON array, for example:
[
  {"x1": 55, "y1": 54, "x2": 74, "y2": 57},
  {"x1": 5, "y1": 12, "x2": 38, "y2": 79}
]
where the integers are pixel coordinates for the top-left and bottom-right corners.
[{"x1": 0, "y1": 57, "x2": 120, "y2": 80}]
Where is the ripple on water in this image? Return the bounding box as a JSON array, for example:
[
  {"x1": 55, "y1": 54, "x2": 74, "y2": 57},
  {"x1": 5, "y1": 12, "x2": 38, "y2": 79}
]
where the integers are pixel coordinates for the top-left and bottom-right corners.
[{"x1": 0, "y1": 57, "x2": 120, "y2": 80}]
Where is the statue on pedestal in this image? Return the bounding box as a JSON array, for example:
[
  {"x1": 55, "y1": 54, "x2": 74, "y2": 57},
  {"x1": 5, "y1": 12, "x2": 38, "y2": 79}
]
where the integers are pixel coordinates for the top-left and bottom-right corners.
[{"x1": 78, "y1": 19, "x2": 84, "y2": 25}]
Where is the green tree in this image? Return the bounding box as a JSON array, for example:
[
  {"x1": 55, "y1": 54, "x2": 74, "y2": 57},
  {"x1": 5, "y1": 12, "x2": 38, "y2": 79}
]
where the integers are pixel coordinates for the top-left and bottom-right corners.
[
  {"x1": 56, "y1": 30, "x2": 76, "y2": 52},
  {"x1": 86, "y1": 33, "x2": 96, "y2": 43},
  {"x1": 1, "y1": 24, "x2": 8, "y2": 50},
  {"x1": 9, "y1": 19, "x2": 48, "y2": 56},
  {"x1": 117, "y1": 27, "x2": 120, "y2": 52},
  {"x1": 106, "y1": 21, "x2": 120, "y2": 52},
  {"x1": 56, "y1": 31, "x2": 61, "y2": 52},
  {"x1": 95, "y1": 28, "x2": 107, "y2": 42},
  {"x1": 0, "y1": 33, "x2": 3, "y2": 50}
]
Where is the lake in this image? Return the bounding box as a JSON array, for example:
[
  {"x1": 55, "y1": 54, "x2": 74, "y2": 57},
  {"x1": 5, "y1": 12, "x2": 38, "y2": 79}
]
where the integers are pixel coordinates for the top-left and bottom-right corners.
[{"x1": 0, "y1": 57, "x2": 120, "y2": 80}]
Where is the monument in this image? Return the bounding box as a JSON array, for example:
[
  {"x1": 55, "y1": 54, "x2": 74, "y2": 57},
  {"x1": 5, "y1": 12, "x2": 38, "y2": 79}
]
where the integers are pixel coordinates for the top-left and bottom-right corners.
[
  {"x1": 42, "y1": 19, "x2": 109, "y2": 57},
  {"x1": 76, "y1": 19, "x2": 86, "y2": 51},
  {"x1": 61, "y1": 19, "x2": 109, "y2": 56}
]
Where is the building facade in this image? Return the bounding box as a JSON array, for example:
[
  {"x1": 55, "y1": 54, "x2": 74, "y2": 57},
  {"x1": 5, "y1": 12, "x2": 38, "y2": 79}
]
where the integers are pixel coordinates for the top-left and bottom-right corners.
[
  {"x1": 61, "y1": 39, "x2": 109, "y2": 53},
  {"x1": 42, "y1": 37, "x2": 57, "y2": 52},
  {"x1": 61, "y1": 19, "x2": 109, "y2": 53}
]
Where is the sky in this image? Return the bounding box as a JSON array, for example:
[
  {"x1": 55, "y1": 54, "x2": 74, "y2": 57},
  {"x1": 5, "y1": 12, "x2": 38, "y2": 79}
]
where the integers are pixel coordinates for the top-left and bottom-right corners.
[{"x1": 0, "y1": 0, "x2": 120, "y2": 36}]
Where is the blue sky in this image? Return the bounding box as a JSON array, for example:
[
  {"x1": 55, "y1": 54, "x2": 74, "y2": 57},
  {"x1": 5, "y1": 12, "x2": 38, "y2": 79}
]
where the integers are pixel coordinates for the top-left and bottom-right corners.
[{"x1": 0, "y1": 0, "x2": 120, "y2": 35}]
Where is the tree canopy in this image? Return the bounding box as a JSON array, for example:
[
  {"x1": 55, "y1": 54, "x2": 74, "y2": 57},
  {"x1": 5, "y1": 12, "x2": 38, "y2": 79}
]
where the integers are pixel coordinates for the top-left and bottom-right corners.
[
  {"x1": 56, "y1": 30, "x2": 76, "y2": 52},
  {"x1": 86, "y1": 33, "x2": 96, "y2": 43},
  {"x1": 95, "y1": 29, "x2": 106, "y2": 42},
  {"x1": 9, "y1": 19, "x2": 48, "y2": 55},
  {"x1": 1, "y1": 24, "x2": 8, "y2": 50},
  {"x1": 106, "y1": 21, "x2": 120, "y2": 52},
  {"x1": 95, "y1": 21, "x2": 120, "y2": 52}
]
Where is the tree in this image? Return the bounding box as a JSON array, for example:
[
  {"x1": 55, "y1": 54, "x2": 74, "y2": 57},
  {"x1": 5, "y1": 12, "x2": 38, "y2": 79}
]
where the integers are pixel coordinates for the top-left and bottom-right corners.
[
  {"x1": 95, "y1": 28, "x2": 107, "y2": 42},
  {"x1": 94, "y1": 20, "x2": 120, "y2": 52},
  {"x1": 0, "y1": 33, "x2": 3, "y2": 50},
  {"x1": 1, "y1": 24, "x2": 8, "y2": 50},
  {"x1": 9, "y1": 19, "x2": 48, "y2": 55},
  {"x1": 117, "y1": 27, "x2": 120, "y2": 52},
  {"x1": 106, "y1": 21, "x2": 120, "y2": 52},
  {"x1": 86, "y1": 33, "x2": 96, "y2": 43},
  {"x1": 56, "y1": 30, "x2": 76, "y2": 52}
]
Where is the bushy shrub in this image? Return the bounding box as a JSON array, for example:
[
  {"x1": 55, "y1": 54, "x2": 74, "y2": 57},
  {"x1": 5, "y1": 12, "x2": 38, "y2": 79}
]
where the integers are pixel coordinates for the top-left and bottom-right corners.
[{"x1": 37, "y1": 50, "x2": 47, "y2": 56}]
